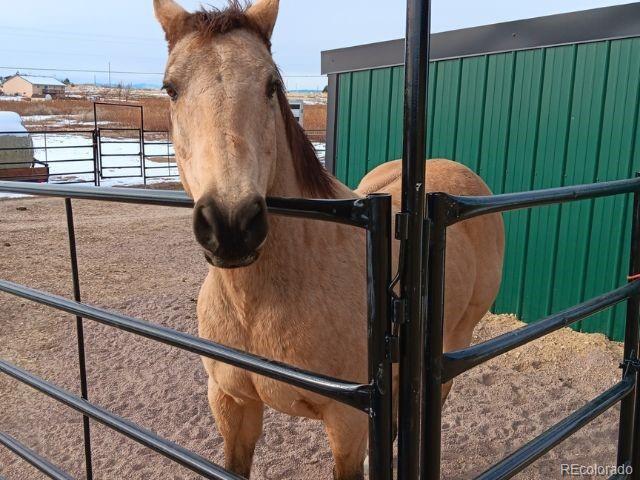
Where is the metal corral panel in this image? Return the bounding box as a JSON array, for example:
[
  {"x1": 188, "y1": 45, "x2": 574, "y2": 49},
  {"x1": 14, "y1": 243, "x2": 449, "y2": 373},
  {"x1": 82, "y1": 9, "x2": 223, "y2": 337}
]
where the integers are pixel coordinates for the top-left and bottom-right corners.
[{"x1": 332, "y1": 36, "x2": 640, "y2": 340}]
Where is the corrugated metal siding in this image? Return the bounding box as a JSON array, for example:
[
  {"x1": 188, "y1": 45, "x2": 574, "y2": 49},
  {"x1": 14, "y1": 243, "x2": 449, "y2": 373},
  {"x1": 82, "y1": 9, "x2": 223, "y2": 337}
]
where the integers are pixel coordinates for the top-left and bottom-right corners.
[{"x1": 334, "y1": 38, "x2": 640, "y2": 341}]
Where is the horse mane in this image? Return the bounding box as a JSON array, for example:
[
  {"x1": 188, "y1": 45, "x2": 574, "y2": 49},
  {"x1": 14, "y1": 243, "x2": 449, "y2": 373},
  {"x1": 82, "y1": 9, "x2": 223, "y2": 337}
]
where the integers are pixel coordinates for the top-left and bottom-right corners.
[
  {"x1": 190, "y1": 1, "x2": 271, "y2": 49},
  {"x1": 274, "y1": 81, "x2": 337, "y2": 199},
  {"x1": 178, "y1": 1, "x2": 336, "y2": 199}
]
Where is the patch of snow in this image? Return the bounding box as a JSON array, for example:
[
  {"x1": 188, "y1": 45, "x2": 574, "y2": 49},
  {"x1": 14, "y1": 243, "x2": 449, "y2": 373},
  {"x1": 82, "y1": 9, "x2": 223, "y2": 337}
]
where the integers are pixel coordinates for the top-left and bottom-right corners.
[
  {"x1": 21, "y1": 114, "x2": 62, "y2": 123},
  {"x1": 313, "y1": 142, "x2": 326, "y2": 166},
  {"x1": 0, "y1": 112, "x2": 29, "y2": 136},
  {"x1": 18, "y1": 75, "x2": 65, "y2": 87},
  {"x1": 0, "y1": 133, "x2": 324, "y2": 196},
  {"x1": 0, "y1": 132, "x2": 179, "y2": 197},
  {"x1": 22, "y1": 114, "x2": 122, "y2": 129},
  {"x1": 0, "y1": 193, "x2": 30, "y2": 200}
]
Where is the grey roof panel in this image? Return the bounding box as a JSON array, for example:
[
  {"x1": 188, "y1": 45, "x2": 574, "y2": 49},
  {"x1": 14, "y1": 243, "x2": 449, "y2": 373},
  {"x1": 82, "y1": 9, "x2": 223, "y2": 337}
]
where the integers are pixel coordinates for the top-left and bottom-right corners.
[{"x1": 322, "y1": 3, "x2": 640, "y2": 74}]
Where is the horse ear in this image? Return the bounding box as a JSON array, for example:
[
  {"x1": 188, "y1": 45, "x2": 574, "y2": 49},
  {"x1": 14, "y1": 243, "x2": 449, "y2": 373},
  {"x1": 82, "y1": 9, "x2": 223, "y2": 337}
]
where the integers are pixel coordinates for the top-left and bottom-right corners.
[
  {"x1": 246, "y1": 0, "x2": 279, "y2": 40},
  {"x1": 154, "y1": 0, "x2": 189, "y2": 47}
]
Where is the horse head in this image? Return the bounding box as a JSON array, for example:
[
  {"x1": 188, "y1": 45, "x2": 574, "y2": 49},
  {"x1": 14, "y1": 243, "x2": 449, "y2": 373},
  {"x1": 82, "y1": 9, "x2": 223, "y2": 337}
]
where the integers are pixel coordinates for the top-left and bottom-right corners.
[{"x1": 155, "y1": 0, "x2": 335, "y2": 269}]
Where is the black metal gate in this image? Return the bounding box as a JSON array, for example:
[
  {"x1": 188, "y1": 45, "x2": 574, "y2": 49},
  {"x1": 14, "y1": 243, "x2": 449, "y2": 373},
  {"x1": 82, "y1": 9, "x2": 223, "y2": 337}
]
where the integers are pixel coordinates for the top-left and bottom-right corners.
[
  {"x1": 397, "y1": 1, "x2": 640, "y2": 479},
  {"x1": 0, "y1": 182, "x2": 394, "y2": 480},
  {"x1": 93, "y1": 103, "x2": 145, "y2": 185},
  {"x1": 1, "y1": 0, "x2": 640, "y2": 479}
]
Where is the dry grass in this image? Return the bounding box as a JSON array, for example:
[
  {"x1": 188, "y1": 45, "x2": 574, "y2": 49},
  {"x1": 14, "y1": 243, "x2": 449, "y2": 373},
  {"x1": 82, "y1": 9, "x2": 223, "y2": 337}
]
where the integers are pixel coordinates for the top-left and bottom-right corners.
[
  {"x1": 302, "y1": 104, "x2": 327, "y2": 136},
  {"x1": 0, "y1": 98, "x2": 92, "y2": 117},
  {"x1": 0, "y1": 92, "x2": 324, "y2": 142},
  {"x1": 95, "y1": 97, "x2": 171, "y2": 131},
  {"x1": 0, "y1": 96, "x2": 171, "y2": 131}
]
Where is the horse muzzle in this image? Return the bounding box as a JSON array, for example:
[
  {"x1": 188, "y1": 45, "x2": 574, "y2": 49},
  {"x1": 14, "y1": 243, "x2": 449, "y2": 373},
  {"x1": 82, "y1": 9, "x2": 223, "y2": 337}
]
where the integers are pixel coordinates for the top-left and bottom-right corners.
[{"x1": 193, "y1": 194, "x2": 268, "y2": 269}]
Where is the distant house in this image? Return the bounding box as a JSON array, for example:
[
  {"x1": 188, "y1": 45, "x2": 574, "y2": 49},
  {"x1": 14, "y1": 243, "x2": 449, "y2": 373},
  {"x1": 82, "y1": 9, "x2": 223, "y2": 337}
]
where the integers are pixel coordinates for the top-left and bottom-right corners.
[
  {"x1": 1, "y1": 75, "x2": 66, "y2": 98},
  {"x1": 289, "y1": 101, "x2": 304, "y2": 126}
]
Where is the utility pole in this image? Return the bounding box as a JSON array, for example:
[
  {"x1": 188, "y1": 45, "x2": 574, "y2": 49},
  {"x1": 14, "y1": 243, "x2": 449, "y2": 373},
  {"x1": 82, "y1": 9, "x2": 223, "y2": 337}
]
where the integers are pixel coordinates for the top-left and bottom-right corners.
[{"x1": 108, "y1": 62, "x2": 111, "y2": 87}]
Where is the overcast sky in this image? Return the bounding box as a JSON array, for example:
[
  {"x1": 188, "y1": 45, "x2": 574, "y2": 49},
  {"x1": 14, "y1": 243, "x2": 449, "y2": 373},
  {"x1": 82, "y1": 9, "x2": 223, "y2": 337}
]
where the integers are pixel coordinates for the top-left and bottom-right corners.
[{"x1": 0, "y1": 0, "x2": 635, "y2": 90}]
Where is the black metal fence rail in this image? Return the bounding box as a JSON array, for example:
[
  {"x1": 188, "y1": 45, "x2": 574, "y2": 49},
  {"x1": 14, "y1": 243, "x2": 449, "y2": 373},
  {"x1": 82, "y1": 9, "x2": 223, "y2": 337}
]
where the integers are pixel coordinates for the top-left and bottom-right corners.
[
  {"x1": 421, "y1": 176, "x2": 640, "y2": 480},
  {"x1": 0, "y1": 126, "x2": 326, "y2": 186},
  {"x1": 441, "y1": 177, "x2": 640, "y2": 225},
  {"x1": 0, "y1": 129, "x2": 96, "y2": 183},
  {"x1": 0, "y1": 432, "x2": 73, "y2": 480},
  {"x1": 142, "y1": 130, "x2": 177, "y2": 180},
  {"x1": 442, "y1": 278, "x2": 640, "y2": 382},
  {"x1": 0, "y1": 360, "x2": 243, "y2": 480},
  {"x1": 96, "y1": 126, "x2": 144, "y2": 182},
  {"x1": 0, "y1": 181, "x2": 394, "y2": 480},
  {"x1": 476, "y1": 377, "x2": 635, "y2": 480},
  {"x1": 0, "y1": 280, "x2": 371, "y2": 410},
  {"x1": 0, "y1": 181, "x2": 371, "y2": 227}
]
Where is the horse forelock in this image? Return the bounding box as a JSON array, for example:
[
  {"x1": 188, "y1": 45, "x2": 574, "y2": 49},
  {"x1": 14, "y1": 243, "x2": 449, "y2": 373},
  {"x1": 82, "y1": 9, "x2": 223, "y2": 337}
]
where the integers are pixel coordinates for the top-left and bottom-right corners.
[
  {"x1": 162, "y1": 2, "x2": 268, "y2": 50},
  {"x1": 189, "y1": 1, "x2": 272, "y2": 50},
  {"x1": 171, "y1": 1, "x2": 337, "y2": 199}
]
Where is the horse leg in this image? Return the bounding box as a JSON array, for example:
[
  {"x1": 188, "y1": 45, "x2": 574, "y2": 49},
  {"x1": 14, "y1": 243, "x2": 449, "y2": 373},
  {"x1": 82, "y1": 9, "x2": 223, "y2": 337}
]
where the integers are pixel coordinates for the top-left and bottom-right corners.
[
  {"x1": 323, "y1": 403, "x2": 368, "y2": 480},
  {"x1": 207, "y1": 377, "x2": 264, "y2": 478}
]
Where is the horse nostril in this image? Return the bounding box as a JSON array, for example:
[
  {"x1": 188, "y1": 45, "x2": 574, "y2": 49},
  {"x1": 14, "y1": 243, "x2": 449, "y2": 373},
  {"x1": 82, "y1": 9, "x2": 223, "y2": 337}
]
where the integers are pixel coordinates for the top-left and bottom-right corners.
[
  {"x1": 238, "y1": 198, "x2": 268, "y2": 251},
  {"x1": 193, "y1": 202, "x2": 220, "y2": 254}
]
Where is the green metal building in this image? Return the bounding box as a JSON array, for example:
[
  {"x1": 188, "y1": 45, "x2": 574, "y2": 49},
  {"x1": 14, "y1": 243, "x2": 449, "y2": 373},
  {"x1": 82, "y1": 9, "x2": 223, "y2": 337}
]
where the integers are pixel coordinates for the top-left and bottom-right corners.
[{"x1": 321, "y1": 3, "x2": 640, "y2": 340}]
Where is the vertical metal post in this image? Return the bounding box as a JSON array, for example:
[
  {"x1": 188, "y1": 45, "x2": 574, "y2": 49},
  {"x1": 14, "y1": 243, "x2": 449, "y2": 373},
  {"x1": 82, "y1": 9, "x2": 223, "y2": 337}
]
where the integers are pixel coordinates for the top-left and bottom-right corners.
[
  {"x1": 324, "y1": 74, "x2": 339, "y2": 176},
  {"x1": 366, "y1": 194, "x2": 394, "y2": 480},
  {"x1": 64, "y1": 199, "x2": 93, "y2": 480},
  {"x1": 618, "y1": 180, "x2": 640, "y2": 478},
  {"x1": 422, "y1": 194, "x2": 446, "y2": 480},
  {"x1": 167, "y1": 131, "x2": 172, "y2": 176},
  {"x1": 398, "y1": 0, "x2": 432, "y2": 479},
  {"x1": 95, "y1": 130, "x2": 101, "y2": 187},
  {"x1": 44, "y1": 132, "x2": 49, "y2": 166},
  {"x1": 92, "y1": 103, "x2": 100, "y2": 187},
  {"x1": 140, "y1": 106, "x2": 146, "y2": 186}
]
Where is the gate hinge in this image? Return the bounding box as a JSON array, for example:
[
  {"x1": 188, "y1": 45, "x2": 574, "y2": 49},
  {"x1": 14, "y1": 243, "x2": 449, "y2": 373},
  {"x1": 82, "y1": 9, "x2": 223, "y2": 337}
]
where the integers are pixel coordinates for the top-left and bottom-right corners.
[
  {"x1": 386, "y1": 335, "x2": 400, "y2": 363},
  {"x1": 395, "y1": 213, "x2": 410, "y2": 240},
  {"x1": 392, "y1": 297, "x2": 408, "y2": 326}
]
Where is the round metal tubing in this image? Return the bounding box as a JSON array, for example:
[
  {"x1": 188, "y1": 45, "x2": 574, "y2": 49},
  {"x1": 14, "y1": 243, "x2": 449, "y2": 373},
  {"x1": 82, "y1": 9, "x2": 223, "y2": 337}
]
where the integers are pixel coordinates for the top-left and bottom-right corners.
[
  {"x1": 0, "y1": 280, "x2": 371, "y2": 412},
  {"x1": 0, "y1": 360, "x2": 243, "y2": 480}
]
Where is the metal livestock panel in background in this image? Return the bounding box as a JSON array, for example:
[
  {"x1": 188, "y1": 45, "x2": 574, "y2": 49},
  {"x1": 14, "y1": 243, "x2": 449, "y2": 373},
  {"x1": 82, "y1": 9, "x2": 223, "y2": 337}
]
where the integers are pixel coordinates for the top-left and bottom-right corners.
[{"x1": 322, "y1": 3, "x2": 640, "y2": 341}]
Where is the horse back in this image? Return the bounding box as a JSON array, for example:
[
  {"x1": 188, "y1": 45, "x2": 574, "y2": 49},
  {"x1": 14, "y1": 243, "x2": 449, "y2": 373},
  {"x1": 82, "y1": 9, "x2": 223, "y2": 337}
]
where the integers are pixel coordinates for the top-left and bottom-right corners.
[{"x1": 356, "y1": 158, "x2": 505, "y2": 338}]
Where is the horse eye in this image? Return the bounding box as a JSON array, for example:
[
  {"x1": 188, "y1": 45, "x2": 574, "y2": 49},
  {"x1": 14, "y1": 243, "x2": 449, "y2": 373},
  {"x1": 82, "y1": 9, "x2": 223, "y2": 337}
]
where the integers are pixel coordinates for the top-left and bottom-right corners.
[
  {"x1": 267, "y1": 79, "x2": 278, "y2": 99},
  {"x1": 163, "y1": 84, "x2": 178, "y2": 101}
]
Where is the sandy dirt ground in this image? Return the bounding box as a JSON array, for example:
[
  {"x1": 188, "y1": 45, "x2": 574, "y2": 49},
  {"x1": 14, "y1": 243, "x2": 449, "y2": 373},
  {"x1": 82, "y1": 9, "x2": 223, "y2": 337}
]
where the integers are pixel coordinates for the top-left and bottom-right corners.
[{"x1": 0, "y1": 194, "x2": 628, "y2": 479}]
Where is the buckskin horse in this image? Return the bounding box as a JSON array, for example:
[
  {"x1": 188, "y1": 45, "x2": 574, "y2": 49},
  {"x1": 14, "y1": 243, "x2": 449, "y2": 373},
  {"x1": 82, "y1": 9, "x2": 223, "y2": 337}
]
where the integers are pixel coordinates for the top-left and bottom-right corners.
[{"x1": 153, "y1": 0, "x2": 505, "y2": 478}]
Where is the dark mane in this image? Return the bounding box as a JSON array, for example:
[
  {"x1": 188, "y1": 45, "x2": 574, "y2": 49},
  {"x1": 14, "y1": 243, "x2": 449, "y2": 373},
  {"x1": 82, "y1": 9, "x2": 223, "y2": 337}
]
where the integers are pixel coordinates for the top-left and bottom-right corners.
[
  {"x1": 275, "y1": 79, "x2": 337, "y2": 198},
  {"x1": 182, "y1": 2, "x2": 336, "y2": 199},
  {"x1": 189, "y1": 1, "x2": 272, "y2": 50}
]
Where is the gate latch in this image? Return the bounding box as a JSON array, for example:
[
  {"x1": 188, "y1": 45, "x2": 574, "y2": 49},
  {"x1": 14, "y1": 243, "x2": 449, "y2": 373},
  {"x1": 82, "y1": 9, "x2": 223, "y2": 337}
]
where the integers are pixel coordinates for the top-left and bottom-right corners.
[{"x1": 386, "y1": 297, "x2": 406, "y2": 363}]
